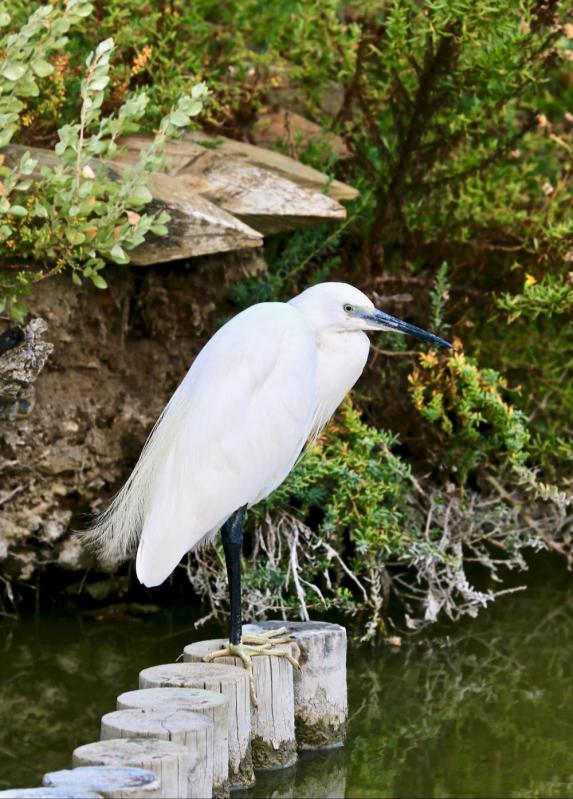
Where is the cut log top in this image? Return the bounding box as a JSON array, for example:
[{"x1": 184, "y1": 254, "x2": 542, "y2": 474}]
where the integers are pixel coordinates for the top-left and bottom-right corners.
[
  {"x1": 73, "y1": 737, "x2": 188, "y2": 767},
  {"x1": 138, "y1": 661, "x2": 249, "y2": 690},
  {"x1": 138, "y1": 661, "x2": 253, "y2": 789},
  {"x1": 184, "y1": 639, "x2": 297, "y2": 771},
  {"x1": 43, "y1": 766, "x2": 160, "y2": 798},
  {"x1": 101, "y1": 708, "x2": 213, "y2": 740},
  {"x1": 0, "y1": 790, "x2": 103, "y2": 798},
  {"x1": 117, "y1": 687, "x2": 227, "y2": 714}
]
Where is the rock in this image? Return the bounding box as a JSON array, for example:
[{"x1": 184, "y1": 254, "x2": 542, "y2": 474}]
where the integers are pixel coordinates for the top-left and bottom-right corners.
[
  {"x1": 114, "y1": 137, "x2": 348, "y2": 235},
  {"x1": 3, "y1": 145, "x2": 263, "y2": 266},
  {"x1": 185, "y1": 133, "x2": 359, "y2": 202},
  {"x1": 0, "y1": 318, "x2": 53, "y2": 410}
]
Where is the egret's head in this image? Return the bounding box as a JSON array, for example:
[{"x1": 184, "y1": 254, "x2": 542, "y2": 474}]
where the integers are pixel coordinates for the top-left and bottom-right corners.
[{"x1": 290, "y1": 282, "x2": 452, "y2": 349}]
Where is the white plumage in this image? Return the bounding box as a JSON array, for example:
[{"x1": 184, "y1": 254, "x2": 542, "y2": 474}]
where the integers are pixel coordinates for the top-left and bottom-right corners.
[{"x1": 86, "y1": 281, "x2": 449, "y2": 588}]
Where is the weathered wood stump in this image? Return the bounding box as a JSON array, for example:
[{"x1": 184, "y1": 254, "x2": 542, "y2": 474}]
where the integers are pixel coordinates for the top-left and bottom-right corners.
[
  {"x1": 138, "y1": 663, "x2": 253, "y2": 789},
  {"x1": 42, "y1": 766, "x2": 160, "y2": 798},
  {"x1": 244, "y1": 621, "x2": 347, "y2": 750},
  {"x1": 72, "y1": 738, "x2": 189, "y2": 799},
  {"x1": 184, "y1": 639, "x2": 297, "y2": 771},
  {"x1": 0, "y1": 790, "x2": 102, "y2": 798},
  {"x1": 100, "y1": 709, "x2": 213, "y2": 799},
  {"x1": 116, "y1": 688, "x2": 229, "y2": 798}
]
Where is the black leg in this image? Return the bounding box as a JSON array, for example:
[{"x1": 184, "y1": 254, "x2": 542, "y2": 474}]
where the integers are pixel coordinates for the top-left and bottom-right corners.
[{"x1": 221, "y1": 505, "x2": 247, "y2": 646}]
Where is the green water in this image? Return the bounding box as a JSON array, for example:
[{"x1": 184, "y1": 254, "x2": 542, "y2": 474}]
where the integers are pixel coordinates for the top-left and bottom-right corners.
[{"x1": 1, "y1": 561, "x2": 572, "y2": 798}]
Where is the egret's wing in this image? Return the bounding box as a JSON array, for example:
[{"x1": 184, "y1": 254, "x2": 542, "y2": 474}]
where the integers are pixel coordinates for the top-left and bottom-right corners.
[{"x1": 134, "y1": 302, "x2": 317, "y2": 586}]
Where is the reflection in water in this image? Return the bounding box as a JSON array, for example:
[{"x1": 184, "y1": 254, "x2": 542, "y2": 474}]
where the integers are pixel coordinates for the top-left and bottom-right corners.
[
  {"x1": 346, "y1": 578, "x2": 573, "y2": 798},
  {"x1": 246, "y1": 749, "x2": 346, "y2": 799},
  {"x1": 0, "y1": 559, "x2": 572, "y2": 797}
]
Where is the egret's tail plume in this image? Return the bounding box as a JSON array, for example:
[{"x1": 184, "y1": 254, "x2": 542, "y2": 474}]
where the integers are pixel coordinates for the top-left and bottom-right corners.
[
  {"x1": 83, "y1": 462, "x2": 149, "y2": 566},
  {"x1": 83, "y1": 383, "x2": 189, "y2": 566}
]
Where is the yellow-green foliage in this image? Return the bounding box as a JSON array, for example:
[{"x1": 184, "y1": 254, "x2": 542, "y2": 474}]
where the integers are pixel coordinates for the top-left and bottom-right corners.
[{"x1": 408, "y1": 349, "x2": 531, "y2": 482}]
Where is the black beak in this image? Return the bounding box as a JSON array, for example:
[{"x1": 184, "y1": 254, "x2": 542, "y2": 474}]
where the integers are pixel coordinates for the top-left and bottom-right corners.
[{"x1": 365, "y1": 309, "x2": 453, "y2": 349}]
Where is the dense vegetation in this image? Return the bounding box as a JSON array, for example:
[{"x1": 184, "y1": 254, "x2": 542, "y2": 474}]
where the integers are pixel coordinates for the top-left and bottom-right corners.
[{"x1": 1, "y1": 0, "x2": 572, "y2": 635}]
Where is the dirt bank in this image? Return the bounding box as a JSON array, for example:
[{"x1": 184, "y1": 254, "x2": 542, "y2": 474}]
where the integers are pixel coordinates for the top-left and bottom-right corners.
[{"x1": 0, "y1": 252, "x2": 265, "y2": 601}]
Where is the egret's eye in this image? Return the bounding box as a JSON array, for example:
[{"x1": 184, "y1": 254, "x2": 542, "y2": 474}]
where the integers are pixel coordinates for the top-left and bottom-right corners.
[{"x1": 343, "y1": 304, "x2": 354, "y2": 313}]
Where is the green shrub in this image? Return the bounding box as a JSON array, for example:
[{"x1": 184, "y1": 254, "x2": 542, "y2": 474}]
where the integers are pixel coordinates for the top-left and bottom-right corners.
[{"x1": 0, "y1": 3, "x2": 208, "y2": 320}]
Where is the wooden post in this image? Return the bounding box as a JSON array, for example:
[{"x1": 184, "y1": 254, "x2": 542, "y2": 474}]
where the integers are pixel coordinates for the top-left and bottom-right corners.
[
  {"x1": 138, "y1": 663, "x2": 254, "y2": 790},
  {"x1": 72, "y1": 738, "x2": 189, "y2": 799},
  {"x1": 184, "y1": 639, "x2": 297, "y2": 771},
  {"x1": 42, "y1": 766, "x2": 160, "y2": 798},
  {"x1": 116, "y1": 688, "x2": 229, "y2": 798},
  {"x1": 243, "y1": 622, "x2": 348, "y2": 750},
  {"x1": 0, "y1": 790, "x2": 103, "y2": 798},
  {"x1": 100, "y1": 709, "x2": 213, "y2": 799}
]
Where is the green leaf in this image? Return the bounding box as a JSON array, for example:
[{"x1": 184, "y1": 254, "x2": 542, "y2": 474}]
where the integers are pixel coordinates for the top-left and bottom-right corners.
[
  {"x1": 187, "y1": 100, "x2": 204, "y2": 117},
  {"x1": 31, "y1": 59, "x2": 54, "y2": 78},
  {"x1": 169, "y1": 109, "x2": 190, "y2": 127},
  {"x1": 91, "y1": 273, "x2": 108, "y2": 289},
  {"x1": 127, "y1": 185, "x2": 153, "y2": 205},
  {"x1": 110, "y1": 244, "x2": 129, "y2": 263},
  {"x1": 11, "y1": 300, "x2": 27, "y2": 324},
  {"x1": 17, "y1": 75, "x2": 40, "y2": 98},
  {"x1": 32, "y1": 203, "x2": 48, "y2": 219},
  {"x1": 72, "y1": 272, "x2": 82, "y2": 286},
  {"x1": 96, "y1": 38, "x2": 114, "y2": 56},
  {"x1": 0, "y1": 125, "x2": 17, "y2": 148},
  {"x1": 73, "y1": 3, "x2": 95, "y2": 18},
  {"x1": 20, "y1": 154, "x2": 37, "y2": 175},
  {"x1": 150, "y1": 224, "x2": 168, "y2": 236},
  {"x1": 1, "y1": 61, "x2": 27, "y2": 81},
  {"x1": 90, "y1": 75, "x2": 110, "y2": 91},
  {"x1": 191, "y1": 82, "x2": 209, "y2": 99},
  {"x1": 9, "y1": 205, "x2": 27, "y2": 217},
  {"x1": 66, "y1": 229, "x2": 86, "y2": 244}
]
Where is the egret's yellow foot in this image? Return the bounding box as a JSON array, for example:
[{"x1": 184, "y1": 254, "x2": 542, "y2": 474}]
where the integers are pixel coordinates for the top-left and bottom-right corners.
[{"x1": 203, "y1": 628, "x2": 302, "y2": 707}]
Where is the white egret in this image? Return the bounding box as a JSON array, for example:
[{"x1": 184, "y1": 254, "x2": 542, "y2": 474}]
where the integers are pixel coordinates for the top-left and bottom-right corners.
[{"x1": 86, "y1": 282, "x2": 451, "y2": 698}]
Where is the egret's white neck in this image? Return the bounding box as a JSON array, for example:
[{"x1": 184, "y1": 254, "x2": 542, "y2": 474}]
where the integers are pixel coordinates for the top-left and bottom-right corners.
[{"x1": 312, "y1": 327, "x2": 370, "y2": 432}]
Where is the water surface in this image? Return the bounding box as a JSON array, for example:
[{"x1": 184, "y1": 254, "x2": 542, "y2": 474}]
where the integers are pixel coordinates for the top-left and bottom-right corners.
[{"x1": 1, "y1": 563, "x2": 572, "y2": 797}]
